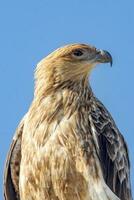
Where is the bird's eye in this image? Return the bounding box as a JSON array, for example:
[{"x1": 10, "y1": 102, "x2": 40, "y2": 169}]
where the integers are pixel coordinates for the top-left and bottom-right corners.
[{"x1": 73, "y1": 50, "x2": 84, "y2": 57}]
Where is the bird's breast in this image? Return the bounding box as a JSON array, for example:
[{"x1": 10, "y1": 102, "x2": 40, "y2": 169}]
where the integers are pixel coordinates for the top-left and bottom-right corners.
[{"x1": 19, "y1": 105, "x2": 101, "y2": 200}]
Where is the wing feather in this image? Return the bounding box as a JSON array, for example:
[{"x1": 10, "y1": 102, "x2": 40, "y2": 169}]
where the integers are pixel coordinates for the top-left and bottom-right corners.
[
  {"x1": 4, "y1": 116, "x2": 25, "y2": 200},
  {"x1": 90, "y1": 97, "x2": 132, "y2": 200}
]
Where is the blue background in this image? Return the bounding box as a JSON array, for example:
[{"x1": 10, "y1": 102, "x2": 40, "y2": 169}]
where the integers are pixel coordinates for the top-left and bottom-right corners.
[{"x1": 0, "y1": 0, "x2": 134, "y2": 198}]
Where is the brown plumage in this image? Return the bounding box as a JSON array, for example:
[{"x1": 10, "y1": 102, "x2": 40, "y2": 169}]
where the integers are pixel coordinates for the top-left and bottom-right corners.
[{"x1": 4, "y1": 44, "x2": 132, "y2": 200}]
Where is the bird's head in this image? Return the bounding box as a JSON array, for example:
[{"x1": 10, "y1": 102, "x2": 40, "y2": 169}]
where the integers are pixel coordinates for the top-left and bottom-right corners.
[{"x1": 35, "y1": 44, "x2": 112, "y2": 95}]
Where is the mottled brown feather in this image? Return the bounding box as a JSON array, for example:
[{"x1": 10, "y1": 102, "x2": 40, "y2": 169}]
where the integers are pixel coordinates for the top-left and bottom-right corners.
[{"x1": 4, "y1": 44, "x2": 132, "y2": 200}]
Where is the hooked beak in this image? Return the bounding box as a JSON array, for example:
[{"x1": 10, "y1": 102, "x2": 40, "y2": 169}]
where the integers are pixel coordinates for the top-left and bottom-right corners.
[{"x1": 95, "y1": 50, "x2": 113, "y2": 66}]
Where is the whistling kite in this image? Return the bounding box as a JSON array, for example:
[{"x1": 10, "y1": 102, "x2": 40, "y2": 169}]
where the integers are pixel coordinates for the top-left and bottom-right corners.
[{"x1": 4, "y1": 44, "x2": 132, "y2": 200}]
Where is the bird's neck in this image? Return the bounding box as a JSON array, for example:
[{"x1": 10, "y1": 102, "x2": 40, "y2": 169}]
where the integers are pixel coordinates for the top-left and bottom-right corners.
[
  {"x1": 33, "y1": 77, "x2": 93, "y2": 112},
  {"x1": 28, "y1": 78, "x2": 93, "y2": 143}
]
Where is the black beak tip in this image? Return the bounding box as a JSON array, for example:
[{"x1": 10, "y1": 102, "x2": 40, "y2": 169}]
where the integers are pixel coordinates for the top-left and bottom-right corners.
[
  {"x1": 103, "y1": 50, "x2": 113, "y2": 67},
  {"x1": 110, "y1": 60, "x2": 113, "y2": 67}
]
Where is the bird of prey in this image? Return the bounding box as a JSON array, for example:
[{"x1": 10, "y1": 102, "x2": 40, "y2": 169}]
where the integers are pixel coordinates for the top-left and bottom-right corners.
[{"x1": 4, "y1": 43, "x2": 132, "y2": 200}]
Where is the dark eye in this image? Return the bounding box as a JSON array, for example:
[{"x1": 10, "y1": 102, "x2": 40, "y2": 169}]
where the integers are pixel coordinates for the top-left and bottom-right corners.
[{"x1": 73, "y1": 49, "x2": 83, "y2": 57}]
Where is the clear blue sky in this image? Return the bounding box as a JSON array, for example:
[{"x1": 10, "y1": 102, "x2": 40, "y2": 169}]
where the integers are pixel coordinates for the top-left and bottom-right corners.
[{"x1": 0, "y1": 0, "x2": 134, "y2": 198}]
